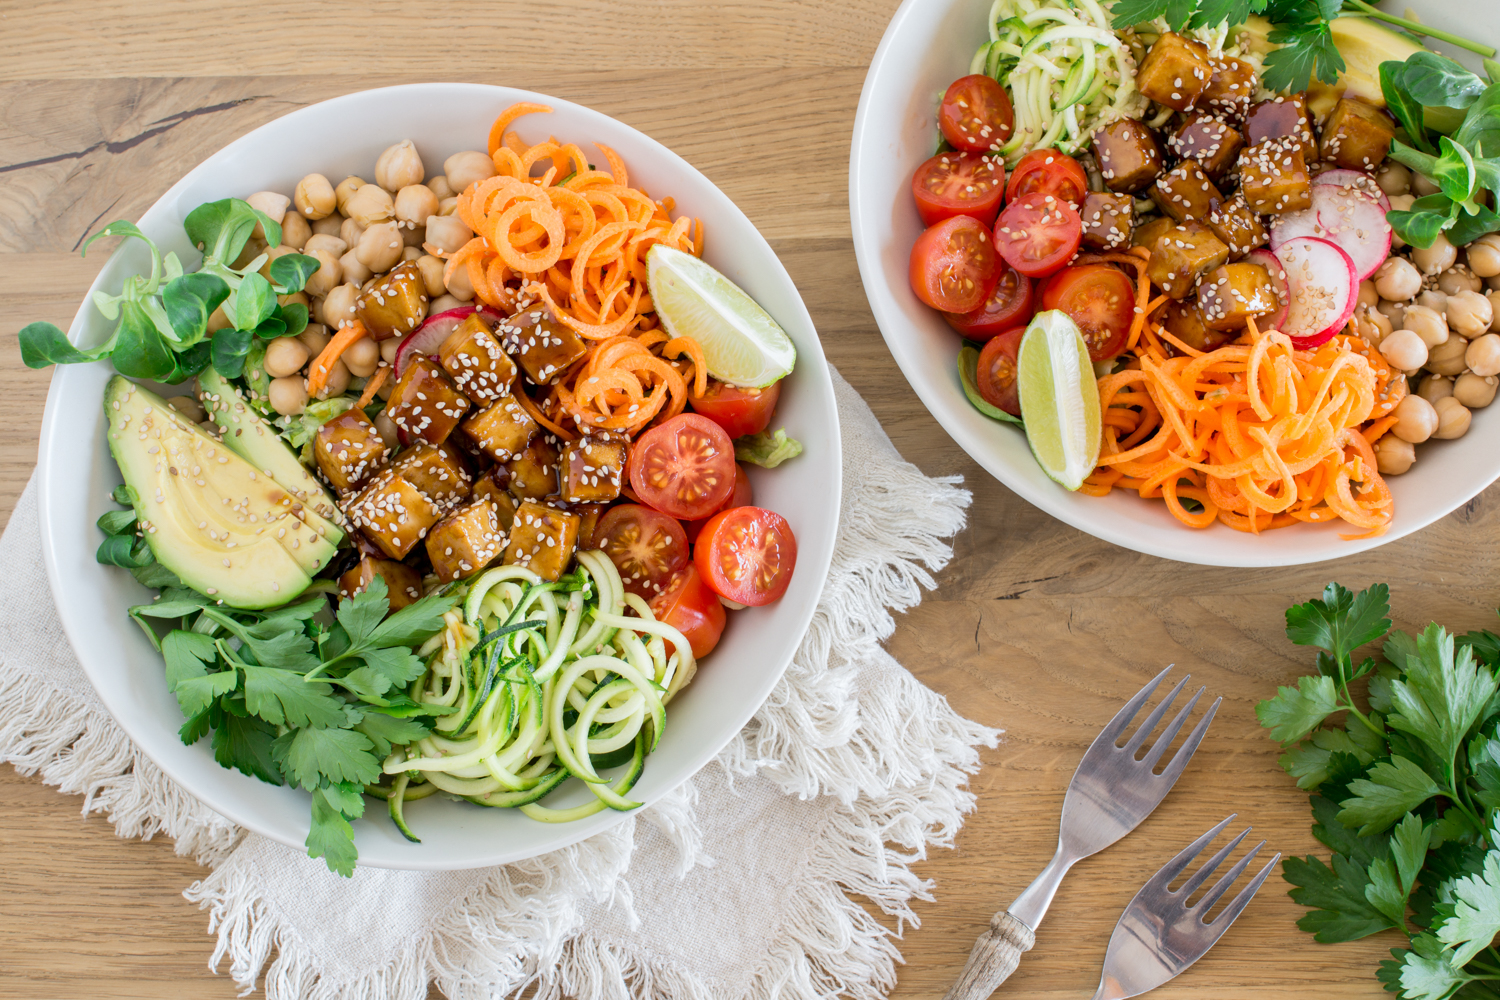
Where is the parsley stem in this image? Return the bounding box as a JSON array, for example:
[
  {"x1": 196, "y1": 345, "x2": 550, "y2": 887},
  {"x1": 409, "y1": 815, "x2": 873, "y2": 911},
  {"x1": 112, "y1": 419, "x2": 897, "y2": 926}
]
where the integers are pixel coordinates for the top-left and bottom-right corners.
[
  {"x1": 1336, "y1": 656, "x2": 1384, "y2": 736},
  {"x1": 1342, "y1": 0, "x2": 1497, "y2": 58}
]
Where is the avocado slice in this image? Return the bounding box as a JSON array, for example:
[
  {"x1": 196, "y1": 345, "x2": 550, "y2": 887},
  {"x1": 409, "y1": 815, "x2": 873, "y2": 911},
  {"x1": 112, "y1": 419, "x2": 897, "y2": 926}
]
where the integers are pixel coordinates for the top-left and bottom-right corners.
[
  {"x1": 197, "y1": 367, "x2": 344, "y2": 535},
  {"x1": 105, "y1": 375, "x2": 339, "y2": 608}
]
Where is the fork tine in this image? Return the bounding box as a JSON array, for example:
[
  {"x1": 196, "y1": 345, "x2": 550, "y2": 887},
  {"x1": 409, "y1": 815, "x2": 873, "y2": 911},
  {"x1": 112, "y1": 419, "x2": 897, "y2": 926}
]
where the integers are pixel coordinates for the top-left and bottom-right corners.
[
  {"x1": 1178, "y1": 827, "x2": 1252, "y2": 902},
  {"x1": 1139, "y1": 686, "x2": 1205, "y2": 770},
  {"x1": 1204, "y1": 851, "x2": 1282, "y2": 929},
  {"x1": 1095, "y1": 665, "x2": 1176, "y2": 747},
  {"x1": 1122, "y1": 673, "x2": 1191, "y2": 755},
  {"x1": 1194, "y1": 838, "x2": 1265, "y2": 915},
  {"x1": 1149, "y1": 814, "x2": 1235, "y2": 887},
  {"x1": 1154, "y1": 695, "x2": 1221, "y2": 786}
]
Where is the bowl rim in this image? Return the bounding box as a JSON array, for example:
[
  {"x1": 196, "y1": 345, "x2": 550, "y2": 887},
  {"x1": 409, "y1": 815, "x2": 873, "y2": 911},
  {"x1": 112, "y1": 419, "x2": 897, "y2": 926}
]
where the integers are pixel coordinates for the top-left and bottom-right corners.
[
  {"x1": 35, "y1": 81, "x2": 841, "y2": 868},
  {"x1": 847, "y1": 0, "x2": 1498, "y2": 568}
]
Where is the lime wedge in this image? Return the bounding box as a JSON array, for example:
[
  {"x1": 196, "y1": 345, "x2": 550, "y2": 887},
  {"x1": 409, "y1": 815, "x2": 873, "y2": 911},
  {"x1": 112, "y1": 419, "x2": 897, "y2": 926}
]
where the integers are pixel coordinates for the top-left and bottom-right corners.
[
  {"x1": 646, "y1": 244, "x2": 796, "y2": 387},
  {"x1": 1016, "y1": 310, "x2": 1101, "y2": 491}
]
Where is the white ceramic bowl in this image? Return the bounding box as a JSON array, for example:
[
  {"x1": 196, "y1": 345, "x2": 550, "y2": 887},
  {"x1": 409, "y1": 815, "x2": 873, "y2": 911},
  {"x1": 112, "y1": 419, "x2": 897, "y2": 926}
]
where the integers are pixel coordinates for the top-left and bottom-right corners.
[
  {"x1": 850, "y1": 0, "x2": 1499, "y2": 567},
  {"x1": 36, "y1": 84, "x2": 840, "y2": 870}
]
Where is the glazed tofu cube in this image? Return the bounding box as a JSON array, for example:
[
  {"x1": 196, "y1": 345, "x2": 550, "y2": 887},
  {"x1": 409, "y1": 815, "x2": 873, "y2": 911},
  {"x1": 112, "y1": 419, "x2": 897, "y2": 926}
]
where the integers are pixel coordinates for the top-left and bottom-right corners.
[
  {"x1": 439, "y1": 312, "x2": 517, "y2": 405},
  {"x1": 1245, "y1": 95, "x2": 1316, "y2": 162},
  {"x1": 1135, "y1": 32, "x2": 1211, "y2": 112},
  {"x1": 1146, "y1": 222, "x2": 1230, "y2": 300},
  {"x1": 1092, "y1": 120, "x2": 1165, "y2": 193},
  {"x1": 499, "y1": 306, "x2": 589, "y2": 385},
  {"x1": 1319, "y1": 98, "x2": 1397, "y2": 170},
  {"x1": 506, "y1": 436, "x2": 561, "y2": 501},
  {"x1": 472, "y1": 468, "x2": 518, "y2": 530},
  {"x1": 1202, "y1": 54, "x2": 1258, "y2": 119},
  {"x1": 1206, "y1": 195, "x2": 1269, "y2": 257},
  {"x1": 560, "y1": 434, "x2": 627, "y2": 503},
  {"x1": 502, "y1": 501, "x2": 580, "y2": 581},
  {"x1": 426, "y1": 498, "x2": 507, "y2": 582},
  {"x1": 542, "y1": 495, "x2": 607, "y2": 545},
  {"x1": 1150, "y1": 161, "x2": 1223, "y2": 224},
  {"x1": 1197, "y1": 263, "x2": 1280, "y2": 332},
  {"x1": 1239, "y1": 139, "x2": 1313, "y2": 214},
  {"x1": 1169, "y1": 113, "x2": 1245, "y2": 182},
  {"x1": 338, "y1": 556, "x2": 423, "y2": 610},
  {"x1": 1132, "y1": 215, "x2": 1177, "y2": 250},
  {"x1": 386, "y1": 356, "x2": 472, "y2": 446},
  {"x1": 461, "y1": 391, "x2": 537, "y2": 462},
  {"x1": 313, "y1": 408, "x2": 389, "y2": 494},
  {"x1": 355, "y1": 261, "x2": 429, "y2": 341},
  {"x1": 1163, "y1": 299, "x2": 1235, "y2": 353},
  {"x1": 1080, "y1": 192, "x2": 1135, "y2": 251},
  {"x1": 391, "y1": 441, "x2": 471, "y2": 510},
  {"x1": 345, "y1": 470, "x2": 442, "y2": 559}
]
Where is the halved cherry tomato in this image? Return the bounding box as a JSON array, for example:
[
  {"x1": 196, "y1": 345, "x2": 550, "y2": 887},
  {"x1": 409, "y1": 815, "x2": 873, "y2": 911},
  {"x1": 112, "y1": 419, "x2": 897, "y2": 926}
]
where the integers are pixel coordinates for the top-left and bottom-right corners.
[
  {"x1": 993, "y1": 195, "x2": 1082, "y2": 279},
  {"x1": 975, "y1": 327, "x2": 1025, "y2": 416},
  {"x1": 694, "y1": 506, "x2": 797, "y2": 607},
  {"x1": 591, "y1": 504, "x2": 690, "y2": 598},
  {"x1": 1040, "y1": 264, "x2": 1134, "y2": 362},
  {"x1": 688, "y1": 378, "x2": 781, "y2": 439},
  {"x1": 649, "y1": 564, "x2": 727, "y2": 660},
  {"x1": 910, "y1": 215, "x2": 1001, "y2": 313},
  {"x1": 685, "y1": 462, "x2": 753, "y2": 543},
  {"x1": 629, "y1": 413, "x2": 736, "y2": 519},
  {"x1": 939, "y1": 75, "x2": 1015, "y2": 154},
  {"x1": 943, "y1": 262, "x2": 1035, "y2": 340},
  {"x1": 912, "y1": 151, "x2": 1006, "y2": 227},
  {"x1": 1004, "y1": 149, "x2": 1089, "y2": 206}
]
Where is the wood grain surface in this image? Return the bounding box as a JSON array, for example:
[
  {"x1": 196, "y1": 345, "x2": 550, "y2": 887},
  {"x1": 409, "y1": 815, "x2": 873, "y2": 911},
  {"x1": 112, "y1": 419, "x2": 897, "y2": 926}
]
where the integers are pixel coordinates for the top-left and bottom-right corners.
[{"x1": 0, "y1": 2, "x2": 1478, "y2": 998}]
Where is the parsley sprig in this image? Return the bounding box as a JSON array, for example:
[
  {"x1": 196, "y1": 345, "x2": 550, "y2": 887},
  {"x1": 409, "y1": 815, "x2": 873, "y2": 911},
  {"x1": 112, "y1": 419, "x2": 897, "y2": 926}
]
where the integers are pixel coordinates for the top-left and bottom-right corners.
[{"x1": 1257, "y1": 583, "x2": 1500, "y2": 999}]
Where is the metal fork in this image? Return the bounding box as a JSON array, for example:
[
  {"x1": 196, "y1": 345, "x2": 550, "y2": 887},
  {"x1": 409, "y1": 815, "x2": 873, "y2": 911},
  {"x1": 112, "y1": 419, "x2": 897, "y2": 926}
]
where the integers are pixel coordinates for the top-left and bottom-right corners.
[
  {"x1": 943, "y1": 666, "x2": 1220, "y2": 1000},
  {"x1": 1092, "y1": 815, "x2": 1281, "y2": 1000}
]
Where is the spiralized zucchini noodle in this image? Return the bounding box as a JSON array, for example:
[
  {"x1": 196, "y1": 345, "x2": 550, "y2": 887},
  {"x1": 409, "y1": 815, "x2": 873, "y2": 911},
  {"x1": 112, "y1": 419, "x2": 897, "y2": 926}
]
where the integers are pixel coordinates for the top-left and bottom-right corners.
[
  {"x1": 970, "y1": 0, "x2": 1148, "y2": 161},
  {"x1": 378, "y1": 549, "x2": 695, "y2": 832}
]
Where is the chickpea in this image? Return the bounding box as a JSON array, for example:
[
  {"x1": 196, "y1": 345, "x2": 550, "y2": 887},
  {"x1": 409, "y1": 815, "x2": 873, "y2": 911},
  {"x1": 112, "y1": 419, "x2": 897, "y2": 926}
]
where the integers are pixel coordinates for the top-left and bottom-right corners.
[
  {"x1": 302, "y1": 249, "x2": 343, "y2": 298},
  {"x1": 1380, "y1": 328, "x2": 1429, "y2": 370},
  {"x1": 259, "y1": 244, "x2": 297, "y2": 280},
  {"x1": 427, "y1": 176, "x2": 454, "y2": 200},
  {"x1": 343, "y1": 337, "x2": 380, "y2": 377},
  {"x1": 356, "y1": 221, "x2": 404, "y2": 273},
  {"x1": 294, "y1": 173, "x2": 337, "y2": 220},
  {"x1": 340, "y1": 221, "x2": 366, "y2": 256},
  {"x1": 444, "y1": 150, "x2": 496, "y2": 194},
  {"x1": 1413, "y1": 233, "x2": 1458, "y2": 276},
  {"x1": 280, "y1": 211, "x2": 311, "y2": 250},
  {"x1": 1374, "y1": 435, "x2": 1416, "y2": 475},
  {"x1": 1356, "y1": 279, "x2": 1378, "y2": 309},
  {"x1": 1376, "y1": 161, "x2": 1411, "y2": 196},
  {"x1": 1488, "y1": 290, "x2": 1500, "y2": 331},
  {"x1": 1466, "y1": 332, "x2": 1500, "y2": 376},
  {"x1": 268, "y1": 375, "x2": 309, "y2": 416},
  {"x1": 438, "y1": 196, "x2": 459, "y2": 217},
  {"x1": 1447, "y1": 290, "x2": 1494, "y2": 338},
  {"x1": 379, "y1": 337, "x2": 402, "y2": 365},
  {"x1": 207, "y1": 304, "x2": 233, "y2": 333},
  {"x1": 377, "y1": 375, "x2": 396, "y2": 401},
  {"x1": 394, "y1": 183, "x2": 439, "y2": 228},
  {"x1": 1428, "y1": 334, "x2": 1471, "y2": 376},
  {"x1": 311, "y1": 213, "x2": 345, "y2": 237},
  {"x1": 1375, "y1": 257, "x2": 1423, "y2": 300},
  {"x1": 1454, "y1": 372, "x2": 1499, "y2": 408},
  {"x1": 402, "y1": 223, "x2": 426, "y2": 248},
  {"x1": 1438, "y1": 265, "x2": 1482, "y2": 295},
  {"x1": 416, "y1": 254, "x2": 446, "y2": 297},
  {"x1": 1412, "y1": 172, "x2": 1442, "y2": 197},
  {"x1": 303, "y1": 233, "x2": 348, "y2": 257},
  {"x1": 323, "y1": 282, "x2": 362, "y2": 329},
  {"x1": 374, "y1": 410, "x2": 401, "y2": 449},
  {"x1": 1416, "y1": 288, "x2": 1448, "y2": 314},
  {"x1": 375, "y1": 140, "x2": 425, "y2": 192},
  {"x1": 246, "y1": 190, "x2": 290, "y2": 240},
  {"x1": 261, "y1": 337, "x2": 308, "y2": 378},
  {"x1": 1392, "y1": 393, "x2": 1440, "y2": 443},
  {"x1": 334, "y1": 176, "x2": 366, "y2": 215},
  {"x1": 1352, "y1": 305, "x2": 1391, "y2": 346},
  {"x1": 1434, "y1": 396, "x2": 1473, "y2": 439},
  {"x1": 1418, "y1": 373, "x2": 1455, "y2": 404},
  {"x1": 430, "y1": 292, "x2": 465, "y2": 313},
  {"x1": 425, "y1": 214, "x2": 473, "y2": 255},
  {"x1": 1467, "y1": 234, "x2": 1500, "y2": 278},
  {"x1": 339, "y1": 248, "x2": 372, "y2": 287},
  {"x1": 444, "y1": 265, "x2": 475, "y2": 303},
  {"x1": 1377, "y1": 298, "x2": 1406, "y2": 328},
  {"x1": 1401, "y1": 304, "x2": 1449, "y2": 347},
  {"x1": 315, "y1": 359, "x2": 351, "y2": 400},
  {"x1": 165, "y1": 393, "x2": 207, "y2": 424},
  {"x1": 401, "y1": 245, "x2": 422, "y2": 262},
  {"x1": 344, "y1": 184, "x2": 395, "y2": 228},
  {"x1": 298, "y1": 323, "x2": 331, "y2": 356},
  {"x1": 232, "y1": 237, "x2": 267, "y2": 270},
  {"x1": 278, "y1": 290, "x2": 309, "y2": 310}
]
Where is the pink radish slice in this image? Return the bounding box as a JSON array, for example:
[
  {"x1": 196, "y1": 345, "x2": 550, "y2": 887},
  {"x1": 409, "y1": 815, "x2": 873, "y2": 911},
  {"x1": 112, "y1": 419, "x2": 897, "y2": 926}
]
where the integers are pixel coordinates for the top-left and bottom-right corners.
[
  {"x1": 393, "y1": 304, "x2": 506, "y2": 377},
  {"x1": 1244, "y1": 248, "x2": 1291, "y2": 332},
  {"x1": 1273, "y1": 236, "x2": 1357, "y2": 349},
  {"x1": 1269, "y1": 185, "x2": 1392, "y2": 281},
  {"x1": 1313, "y1": 168, "x2": 1390, "y2": 211}
]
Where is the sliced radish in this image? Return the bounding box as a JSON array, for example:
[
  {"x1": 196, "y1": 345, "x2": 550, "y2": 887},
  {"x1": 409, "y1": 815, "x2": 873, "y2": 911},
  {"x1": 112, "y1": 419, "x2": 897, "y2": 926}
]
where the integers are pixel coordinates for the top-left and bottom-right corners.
[
  {"x1": 393, "y1": 304, "x2": 506, "y2": 377},
  {"x1": 1244, "y1": 248, "x2": 1290, "y2": 333},
  {"x1": 1273, "y1": 236, "x2": 1357, "y2": 349},
  {"x1": 1269, "y1": 184, "x2": 1391, "y2": 282},
  {"x1": 1313, "y1": 168, "x2": 1390, "y2": 211}
]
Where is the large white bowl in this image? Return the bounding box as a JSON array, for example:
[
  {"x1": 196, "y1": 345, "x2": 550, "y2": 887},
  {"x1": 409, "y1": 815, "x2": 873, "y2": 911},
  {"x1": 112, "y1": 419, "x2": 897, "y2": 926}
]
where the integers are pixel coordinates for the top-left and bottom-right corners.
[
  {"x1": 850, "y1": 0, "x2": 1499, "y2": 567},
  {"x1": 36, "y1": 84, "x2": 840, "y2": 870}
]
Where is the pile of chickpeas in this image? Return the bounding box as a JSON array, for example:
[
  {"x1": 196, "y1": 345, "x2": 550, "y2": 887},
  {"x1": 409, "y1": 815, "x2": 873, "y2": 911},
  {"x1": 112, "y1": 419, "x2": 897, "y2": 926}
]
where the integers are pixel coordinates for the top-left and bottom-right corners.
[
  {"x1": 1347, "y1": 160, "x2": 1500, "y2": 476},
  {"x1": 193, "y1": 140, "x2": 506, "y2": 447}
]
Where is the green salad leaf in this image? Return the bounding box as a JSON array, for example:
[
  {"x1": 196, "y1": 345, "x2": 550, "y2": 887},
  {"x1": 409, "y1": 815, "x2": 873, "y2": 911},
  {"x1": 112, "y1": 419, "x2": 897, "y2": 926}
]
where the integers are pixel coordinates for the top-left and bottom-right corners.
[{"x1": 734, "y1": 428, "x2": 804, "y2": 468}]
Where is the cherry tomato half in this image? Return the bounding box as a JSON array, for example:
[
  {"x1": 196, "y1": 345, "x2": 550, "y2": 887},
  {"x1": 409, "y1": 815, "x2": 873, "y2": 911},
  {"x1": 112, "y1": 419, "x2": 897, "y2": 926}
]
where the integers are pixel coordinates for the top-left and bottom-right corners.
[
  {"x1": 688, "y1": 378, "x2": 781, "y2": 439},
  {"x1": 975, "y1": 327, "x2": 1025, "y2": 416},
  {"x1": 943, "y1": 262, "x2": 1035, "y2": 340},
  {"x1": 649, "y1": 564, "x2": 727, "y2": 660},
  {"x1": 912, "y1": 150, "x2": 1006, "y2": 227},
  {"x1": 591, "y1": 504, "x2": 690, "y2": 598},
  {"x1": 694, "y1": 506, "x2": 797, "y2": 607},
  {"x1": 685, "y1": 461, "x2": 753, "y2": 543},
  {"x1": 939, "y1": 75, "x2": 1015, "y2": 154},
  {"x1": 1004, "y1": 149, "x2": 1089, "y2": 207},
  {"x1": 1040, "y1": 264, "x2": 1134, "y2": 362},
  {"x1": 910, "y1": 215, "x2": 1002, "y2": 313},
  {"x1": 628, "y1": 413, "x2": 737, "y2": 519},
  {"x1": 994, "y1": 195, "x2": 1082, "y2": 279}
]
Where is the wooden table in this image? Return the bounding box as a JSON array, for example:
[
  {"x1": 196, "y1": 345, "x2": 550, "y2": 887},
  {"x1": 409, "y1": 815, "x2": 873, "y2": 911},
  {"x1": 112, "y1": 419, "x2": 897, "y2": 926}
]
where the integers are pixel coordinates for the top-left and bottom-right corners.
[{"x1": 0, "y1": 2, "x2": 1477, "y2": 997}]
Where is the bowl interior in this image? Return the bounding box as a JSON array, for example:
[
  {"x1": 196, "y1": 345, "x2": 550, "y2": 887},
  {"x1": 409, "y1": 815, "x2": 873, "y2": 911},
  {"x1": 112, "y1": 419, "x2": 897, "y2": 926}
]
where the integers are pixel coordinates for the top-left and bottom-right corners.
[
  {"x1": 849, "y1": 0, "x2": 1500, "y2": 567},
  {"x1": 36, "y1": 83, "x2": 840, "y2": 869}
]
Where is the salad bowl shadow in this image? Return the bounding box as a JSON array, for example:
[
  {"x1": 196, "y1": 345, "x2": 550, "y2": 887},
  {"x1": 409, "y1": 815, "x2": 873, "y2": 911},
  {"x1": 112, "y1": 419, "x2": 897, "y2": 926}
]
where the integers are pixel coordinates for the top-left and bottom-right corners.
[
  {"x1": 36, "y1": 83, "x2": 841, "y2": 870},
  {"x1": 849, "y1": 0, "x2": 1500, "y2": 567}
]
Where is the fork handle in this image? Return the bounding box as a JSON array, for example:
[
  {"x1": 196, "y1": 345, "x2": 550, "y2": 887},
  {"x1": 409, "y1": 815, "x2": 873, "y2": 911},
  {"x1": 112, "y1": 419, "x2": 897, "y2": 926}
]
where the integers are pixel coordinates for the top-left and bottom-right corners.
[{"x1": 941, "y1": 911, "x2": 1036, "y2": 1000}]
